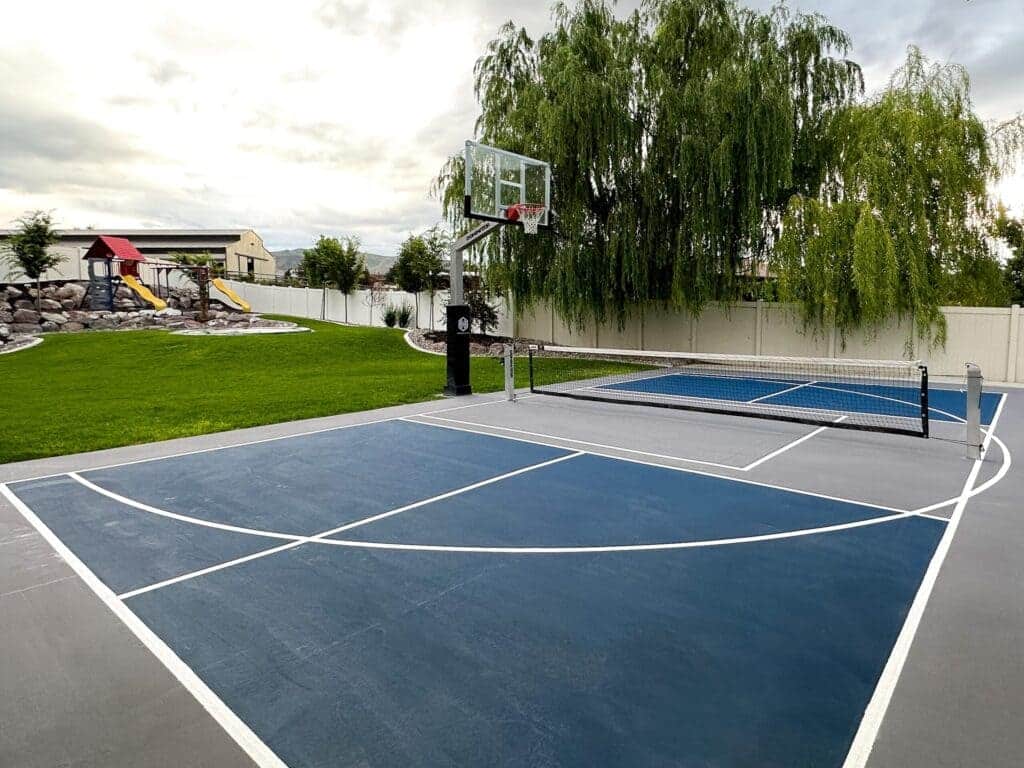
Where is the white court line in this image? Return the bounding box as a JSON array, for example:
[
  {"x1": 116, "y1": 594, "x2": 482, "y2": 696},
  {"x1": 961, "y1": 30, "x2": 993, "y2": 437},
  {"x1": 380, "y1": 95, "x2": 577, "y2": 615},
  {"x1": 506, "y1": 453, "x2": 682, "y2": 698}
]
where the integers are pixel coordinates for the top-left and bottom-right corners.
[
  {"x1": 117, "y1": 541, "x2": 305, "y2": 600},
  {"x1": 0, "y1": 483, "x2": 289, "y2": 768},
  {"x1": 741, "y1": 416, "x2": 848, "y2": 471},
  {"x1": 746, "y1": 380, "x2": 817, "y2": 404},
  {"x1": 577, "y1": 378, "x2": 966, "y2": 425},
  {"x1": 6, "y1": 396, "x2": 521, "y2": 486},
  {"x1": 412, "y1": 414, "x2": 746, "y2": 470},
  {"x1": 114, "y1": 451, "x2": 585, "y2": 599},
  {"x1": 909, "y1": 431, "x2": 1012, "y2": 516},
  {"x1": 841, "y1": 392, "x2": 1008, "y2": 768},
  {"x1": 916, "y1": 512, "x2": 952, "y2": 523},
  {"x1": 68, "y1": 473, "x2": 304, "y2": 542},
  {"x1": 403, "y1": 416, "x2": 910, "y2": 515},
  {"x1": 318, "y1": 511, "x2": 936, "y2": 555},
  {"x1": 8, "y1": 413, "x2": 404, "y2": 485}
]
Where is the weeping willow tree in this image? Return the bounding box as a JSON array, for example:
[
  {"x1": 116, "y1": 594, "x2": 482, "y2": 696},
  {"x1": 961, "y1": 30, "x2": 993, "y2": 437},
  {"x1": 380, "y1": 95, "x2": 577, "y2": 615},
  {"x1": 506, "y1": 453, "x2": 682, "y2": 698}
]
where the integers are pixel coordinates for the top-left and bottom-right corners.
[
  {"x1": 437, "y1": 1, "x2": 1022, "y2": 338},
  {"x1": 436, "y1": 0, "x2": 862, "y2": 328},
  {"x1": 773, "y1": 47, "x2": 1020, "y2": 344}
]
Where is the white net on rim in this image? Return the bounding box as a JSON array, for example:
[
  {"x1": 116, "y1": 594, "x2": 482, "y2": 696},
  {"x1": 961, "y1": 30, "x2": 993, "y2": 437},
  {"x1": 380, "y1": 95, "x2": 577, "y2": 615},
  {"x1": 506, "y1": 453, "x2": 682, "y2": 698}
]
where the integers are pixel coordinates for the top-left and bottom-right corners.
[{"x1": 514, "y1": 204, "x2": 546, "y2": 234}]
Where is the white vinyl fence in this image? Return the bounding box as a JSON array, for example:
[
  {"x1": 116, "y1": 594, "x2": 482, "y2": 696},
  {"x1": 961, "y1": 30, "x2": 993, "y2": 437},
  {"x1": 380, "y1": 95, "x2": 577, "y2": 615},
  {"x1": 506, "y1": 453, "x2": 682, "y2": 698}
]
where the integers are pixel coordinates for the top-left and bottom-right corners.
[
  {"x1": 222, "y1": 281, "x2": 1022, "y2": 383},
  {"x1": 220, "y1": 280, "x2": 513, "y2": 336}
]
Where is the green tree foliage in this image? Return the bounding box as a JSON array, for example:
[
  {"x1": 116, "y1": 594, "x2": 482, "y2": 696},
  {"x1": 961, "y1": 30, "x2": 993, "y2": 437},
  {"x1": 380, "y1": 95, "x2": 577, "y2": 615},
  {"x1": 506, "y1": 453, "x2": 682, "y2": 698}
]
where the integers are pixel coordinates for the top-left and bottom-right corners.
[
  {"x1": 996, "y1": 205, "x2": 1024, "y2": 304},
  {"x1": 2, "y1": 211, "x2": 63, "y2": 310},
  {"x1": 436, "y1": 0, "x2": 862, "y2": 328},
  {"x1": 390, "y1": 228, "x2": 448, "y2": 293},
  {"x1": 168, "y1": 251, "x2": 225, "y2": 277},
  {"x1": 774, "y1": 47, "x2": 1018, "y2": 343},
  {"x1": 437, "y1": 2, "x2": 1024, "y2": 340},
  {"x1": 301, "y1": 236, "x2": 365, "y2": 293}
]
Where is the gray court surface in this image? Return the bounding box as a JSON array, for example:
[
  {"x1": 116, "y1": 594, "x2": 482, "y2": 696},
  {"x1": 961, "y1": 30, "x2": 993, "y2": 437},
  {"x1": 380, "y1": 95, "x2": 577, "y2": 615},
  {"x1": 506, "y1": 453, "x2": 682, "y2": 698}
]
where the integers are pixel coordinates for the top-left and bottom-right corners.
[{"x1": 0, "y1": 387, "x2": 1020, "y2": 767}]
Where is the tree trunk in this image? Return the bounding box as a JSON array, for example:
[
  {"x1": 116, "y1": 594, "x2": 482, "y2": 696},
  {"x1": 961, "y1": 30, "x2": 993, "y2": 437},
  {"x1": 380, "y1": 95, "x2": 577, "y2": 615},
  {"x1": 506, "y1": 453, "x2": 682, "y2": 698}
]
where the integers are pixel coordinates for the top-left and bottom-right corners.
[{"x1": 36, "y1": 277, "x2": 41, "y2": 312}]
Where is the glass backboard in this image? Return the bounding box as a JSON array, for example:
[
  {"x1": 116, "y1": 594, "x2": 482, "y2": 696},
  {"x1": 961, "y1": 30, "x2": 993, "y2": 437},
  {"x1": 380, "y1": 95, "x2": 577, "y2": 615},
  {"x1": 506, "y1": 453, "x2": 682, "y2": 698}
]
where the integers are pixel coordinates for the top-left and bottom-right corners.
[{"x1": 464, "y1": 141, "x2": 551, "y2": 228}]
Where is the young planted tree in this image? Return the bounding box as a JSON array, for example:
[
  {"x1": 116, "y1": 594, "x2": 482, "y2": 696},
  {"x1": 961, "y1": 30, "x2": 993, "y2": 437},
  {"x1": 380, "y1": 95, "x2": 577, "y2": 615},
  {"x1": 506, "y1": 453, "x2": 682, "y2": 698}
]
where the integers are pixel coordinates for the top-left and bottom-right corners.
[
  {"x1": 391, "y1": 229, "x2": 447, "y2": 294},
  {"x1": 301, "y1": 236, "x2": 365, "y2": 293},
  {"x1": 2, "y1": 211, "x2": 63, "y2": 310},
  {"x1": 773, "y1": 47, "x2": 1021, "y2": 344}
]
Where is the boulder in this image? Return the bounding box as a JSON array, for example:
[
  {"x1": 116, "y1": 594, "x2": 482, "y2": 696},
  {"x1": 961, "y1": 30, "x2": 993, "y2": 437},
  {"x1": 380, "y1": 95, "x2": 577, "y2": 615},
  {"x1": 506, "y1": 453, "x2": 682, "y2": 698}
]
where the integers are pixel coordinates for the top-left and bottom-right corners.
[
  {"x1": 55, "y1": 283, "x2": 86, "y2": 306},
  {"x1": 184, "y1": 319, "x2": 204, "y2": 329},
  {"x1": 13, "y1": 308, "x2": 40, "y2": 324},
  {"x1": 14, "y1": 299, "x2": 34, "y2": 310},
  {"x1": 166, "y1": 319, "x2": 187, "y2": 329},
  {"x1": 488, "y1": 343, "x2": 505, "y2": 356},
  {"x1": 62, "y1": 322, "x2": 85, "y2": 332},
  {"x1": 0, "y1": 310, "x2": 12, "y2": 324},
  {"x1": 155, "y1": 307, "x2": 182, "y2": 318},
  {"x1": 61, "y1": 299, "x2": 76, "y2": 310},
  {"x1": 40, "y1": 321, "x2": 59, "y2": 332},
  {"x1": 40, "y1": 312, "x2": 67, "y2": 325},
  {"x1": 115, "y1": 299, "x2": 138, "y2": 311},
  {"x1": 178, "y1": 297, "x2": 192, "y2": 310},
  {"x1": 66, "y1": 310, "x2": 93, "y2": 323},
  {"x1": 4, "y1": 286, "x2": 23, "y2": 299},
  {"x1": 90, "y1": 318, "x2": 117, "y2": 330},
  {"x1": 0, "y1": 324, "x2": 9, "y2": 340},
  {"x1": 115, "y1": 286, "x2": 133, "y2": 299},
  {"x1": 38, "y1": 298, "x2": 63, "y2": 311},
  {"x1": 8, "y1": 323, "x2": 40, "y2": 334}
]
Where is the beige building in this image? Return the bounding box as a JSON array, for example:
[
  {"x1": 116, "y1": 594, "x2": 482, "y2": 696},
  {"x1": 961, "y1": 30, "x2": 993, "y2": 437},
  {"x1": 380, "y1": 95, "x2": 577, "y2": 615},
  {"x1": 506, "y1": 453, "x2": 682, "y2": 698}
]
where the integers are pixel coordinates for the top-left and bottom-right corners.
[{"x1": 0, "y1": 229, "x2": 276, "y2": 283}]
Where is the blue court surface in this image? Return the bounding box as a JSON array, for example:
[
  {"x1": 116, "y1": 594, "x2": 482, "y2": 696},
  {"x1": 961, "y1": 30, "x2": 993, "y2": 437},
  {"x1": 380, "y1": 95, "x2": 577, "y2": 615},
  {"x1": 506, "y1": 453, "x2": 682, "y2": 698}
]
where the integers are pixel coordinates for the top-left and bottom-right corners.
[
  {"x1": 601, "y1": 373, "x2": 1001, "y2": 424},
  {"x1": 7, "y1": 418, "x2": 953, "y2": 767}
]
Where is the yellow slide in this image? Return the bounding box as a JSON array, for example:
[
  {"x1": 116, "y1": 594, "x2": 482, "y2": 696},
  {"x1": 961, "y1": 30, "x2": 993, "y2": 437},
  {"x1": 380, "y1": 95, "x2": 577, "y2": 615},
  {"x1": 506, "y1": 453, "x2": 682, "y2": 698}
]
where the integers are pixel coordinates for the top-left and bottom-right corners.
[
  {"x1": 212, "y1": 278, "x2": 251, "y2": 312},
  {"x1": 121, "y1": 275, "x2": 167, "y2": 310}
]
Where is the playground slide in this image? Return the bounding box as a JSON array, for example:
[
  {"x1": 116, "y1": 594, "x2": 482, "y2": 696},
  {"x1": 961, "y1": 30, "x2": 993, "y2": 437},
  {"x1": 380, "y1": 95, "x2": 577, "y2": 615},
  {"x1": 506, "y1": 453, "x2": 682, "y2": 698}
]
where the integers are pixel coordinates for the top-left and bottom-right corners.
[
  {"x1": 211, "y1": 278, "x2": 251, "y2": 312},
  {"x1": 121, "y1": 275, "x2": 167, "y2": 310}
]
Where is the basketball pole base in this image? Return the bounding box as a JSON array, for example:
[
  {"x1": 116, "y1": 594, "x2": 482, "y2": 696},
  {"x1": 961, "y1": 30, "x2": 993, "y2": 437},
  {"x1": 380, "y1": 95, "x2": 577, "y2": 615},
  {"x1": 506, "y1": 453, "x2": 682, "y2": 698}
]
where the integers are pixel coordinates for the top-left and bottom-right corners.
[{"x1": 445, "y1": 304, "x2": 472, "y2": 396}]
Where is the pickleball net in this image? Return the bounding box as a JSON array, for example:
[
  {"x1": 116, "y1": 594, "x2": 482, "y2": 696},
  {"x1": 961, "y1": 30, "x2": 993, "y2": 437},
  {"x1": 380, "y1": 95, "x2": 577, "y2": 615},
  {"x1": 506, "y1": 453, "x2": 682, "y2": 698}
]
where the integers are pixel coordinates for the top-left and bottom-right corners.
[{"x1": 527, "y1": 346, "x2": 931, "y2": 437}]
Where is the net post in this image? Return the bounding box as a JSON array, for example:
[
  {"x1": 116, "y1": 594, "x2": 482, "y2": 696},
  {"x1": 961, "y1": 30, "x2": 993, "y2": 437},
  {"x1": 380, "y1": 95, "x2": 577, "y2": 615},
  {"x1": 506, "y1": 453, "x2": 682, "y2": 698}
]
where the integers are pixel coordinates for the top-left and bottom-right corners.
[
  {"x1": 965, "y1": 363, "x2": 983, "y2": 459},
  {"x1": 504, "y1": 344, "x2": 516, "y2": 402},
  {"x1": 919, "y1": 364, "x2": 929, "y2": 438},
  {"x1": 528, "y1": 345, "x2": 537, "y2": 392}
]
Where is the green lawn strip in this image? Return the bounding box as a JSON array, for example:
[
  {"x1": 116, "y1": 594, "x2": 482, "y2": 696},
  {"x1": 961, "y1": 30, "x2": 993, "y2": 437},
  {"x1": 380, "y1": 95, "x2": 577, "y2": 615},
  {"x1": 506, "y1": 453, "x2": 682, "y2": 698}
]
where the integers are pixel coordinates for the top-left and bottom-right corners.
[{"x1": 0, "y1": 316, "x2": 643, "y2": 462}]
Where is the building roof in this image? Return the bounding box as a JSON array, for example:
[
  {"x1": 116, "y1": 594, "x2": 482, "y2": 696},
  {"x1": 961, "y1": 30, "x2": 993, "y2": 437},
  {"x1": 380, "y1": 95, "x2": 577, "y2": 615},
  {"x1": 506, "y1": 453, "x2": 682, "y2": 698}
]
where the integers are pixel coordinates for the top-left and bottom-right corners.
[{"x1": 83, "y1": 235, "x2": 145, "y2": 262}]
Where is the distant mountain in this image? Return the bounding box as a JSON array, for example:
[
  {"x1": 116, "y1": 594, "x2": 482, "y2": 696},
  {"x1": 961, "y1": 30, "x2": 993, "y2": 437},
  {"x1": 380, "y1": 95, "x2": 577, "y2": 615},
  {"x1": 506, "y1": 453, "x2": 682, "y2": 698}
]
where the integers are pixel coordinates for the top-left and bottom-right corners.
[
  {"x1": 272, "y1": 248, "x2": 396, "y2": 277},
  {"x1": 272, "y1": 249, "x2": 305, "y2": 274},
  {"x1": 362, "y1": 252, "x2": 397, "y2": 276}
]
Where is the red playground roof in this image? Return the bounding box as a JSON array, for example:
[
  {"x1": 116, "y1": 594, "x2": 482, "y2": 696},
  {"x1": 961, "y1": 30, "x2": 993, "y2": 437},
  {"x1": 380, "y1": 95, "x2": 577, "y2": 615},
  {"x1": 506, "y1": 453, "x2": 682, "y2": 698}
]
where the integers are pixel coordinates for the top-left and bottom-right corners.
[{"x1": 83, "y1": 235, "x2": 145, "y2": 262}]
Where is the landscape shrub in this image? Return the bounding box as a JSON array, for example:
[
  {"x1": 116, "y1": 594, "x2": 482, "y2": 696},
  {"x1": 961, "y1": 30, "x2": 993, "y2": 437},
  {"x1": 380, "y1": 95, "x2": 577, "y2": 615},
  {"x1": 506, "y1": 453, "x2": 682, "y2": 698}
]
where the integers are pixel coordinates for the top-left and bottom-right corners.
[{"x1": 397, "y1": 304, "x2": 413, "y2": 328}]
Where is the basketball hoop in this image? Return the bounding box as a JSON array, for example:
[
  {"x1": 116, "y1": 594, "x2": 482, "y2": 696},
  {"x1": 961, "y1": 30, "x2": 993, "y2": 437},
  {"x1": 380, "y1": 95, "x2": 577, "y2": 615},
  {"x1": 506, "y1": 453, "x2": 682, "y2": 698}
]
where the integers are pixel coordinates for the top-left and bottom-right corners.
[{"x1": 506, "y1": 203, "x2": 547, "y2": 235}]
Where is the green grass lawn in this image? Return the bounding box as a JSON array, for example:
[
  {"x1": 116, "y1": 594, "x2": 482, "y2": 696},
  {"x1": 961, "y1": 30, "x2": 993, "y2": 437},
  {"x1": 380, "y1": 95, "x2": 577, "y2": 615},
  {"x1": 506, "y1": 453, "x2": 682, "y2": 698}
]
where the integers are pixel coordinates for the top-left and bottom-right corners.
[{"x1": 0, "y1": 317, "x2": 639, "y2": 463}]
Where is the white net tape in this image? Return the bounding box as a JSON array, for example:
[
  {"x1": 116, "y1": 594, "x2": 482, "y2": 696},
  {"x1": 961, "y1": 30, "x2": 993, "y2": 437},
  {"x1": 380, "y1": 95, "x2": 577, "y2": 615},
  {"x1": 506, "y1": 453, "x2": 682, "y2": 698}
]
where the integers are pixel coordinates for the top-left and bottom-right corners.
[{"x1": 517, "y1": 204, "x2": 546, "y2": 235}]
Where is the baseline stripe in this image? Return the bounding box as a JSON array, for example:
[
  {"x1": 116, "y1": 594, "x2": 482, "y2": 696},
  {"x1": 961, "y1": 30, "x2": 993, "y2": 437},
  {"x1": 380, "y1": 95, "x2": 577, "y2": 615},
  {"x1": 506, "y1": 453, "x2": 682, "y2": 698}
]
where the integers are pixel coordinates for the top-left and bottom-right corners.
[
  {"x1": 841, "y1": 392, "x2": 1008, "y2": 767},
  {"x1": 0, "y1": 483, "x2": 289, "y2": 768}
]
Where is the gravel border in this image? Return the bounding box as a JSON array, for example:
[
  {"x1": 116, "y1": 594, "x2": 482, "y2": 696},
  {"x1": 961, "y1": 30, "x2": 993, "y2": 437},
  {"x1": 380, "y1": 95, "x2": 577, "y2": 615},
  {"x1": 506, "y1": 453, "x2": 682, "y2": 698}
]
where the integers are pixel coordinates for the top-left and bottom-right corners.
[{"x1": 0, "y1": 336, "x2": 44, "y2": 355}]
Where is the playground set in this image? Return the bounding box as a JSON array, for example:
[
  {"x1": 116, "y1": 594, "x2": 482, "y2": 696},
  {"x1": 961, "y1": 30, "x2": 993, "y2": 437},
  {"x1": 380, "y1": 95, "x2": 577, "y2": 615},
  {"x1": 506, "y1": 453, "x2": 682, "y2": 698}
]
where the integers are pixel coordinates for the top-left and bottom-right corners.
[{"x1": 82, "y1": 235, "x2": 250, "y2": 317}]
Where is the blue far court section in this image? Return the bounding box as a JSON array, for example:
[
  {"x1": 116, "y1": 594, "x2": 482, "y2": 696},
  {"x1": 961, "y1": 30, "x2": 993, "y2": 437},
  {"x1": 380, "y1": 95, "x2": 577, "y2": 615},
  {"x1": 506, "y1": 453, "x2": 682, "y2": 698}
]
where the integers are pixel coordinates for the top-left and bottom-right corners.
[{"x1": 602, "y1": 373, "x2": 1000, "y2": 424}]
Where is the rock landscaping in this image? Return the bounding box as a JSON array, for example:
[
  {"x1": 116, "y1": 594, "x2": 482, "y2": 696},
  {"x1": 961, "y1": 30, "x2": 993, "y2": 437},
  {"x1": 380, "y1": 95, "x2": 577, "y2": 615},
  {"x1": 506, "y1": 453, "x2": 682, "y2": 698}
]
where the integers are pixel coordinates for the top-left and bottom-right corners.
[
  {"x1": 0, "y1": 280, "x2": 293, "y2": 351},
  {"x1": 407, "y1": 328, "x2": 543, "y2": 356}
]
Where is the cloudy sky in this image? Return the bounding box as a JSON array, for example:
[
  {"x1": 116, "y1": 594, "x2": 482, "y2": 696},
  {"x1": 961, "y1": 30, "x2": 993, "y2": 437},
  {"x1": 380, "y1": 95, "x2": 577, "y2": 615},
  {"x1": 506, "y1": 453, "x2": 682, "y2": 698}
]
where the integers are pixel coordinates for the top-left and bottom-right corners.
[{"x1": 2, "y1": 0, "x2": 1021, "y2": 254}]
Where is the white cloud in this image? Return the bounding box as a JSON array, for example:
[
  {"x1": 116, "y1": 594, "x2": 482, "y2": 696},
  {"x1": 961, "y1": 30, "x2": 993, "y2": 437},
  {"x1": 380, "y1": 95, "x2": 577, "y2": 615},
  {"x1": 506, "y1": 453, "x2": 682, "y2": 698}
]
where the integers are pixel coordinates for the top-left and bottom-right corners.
[{"x1": 1, "y1": 0, "x2": 1021, "y2": 254}]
